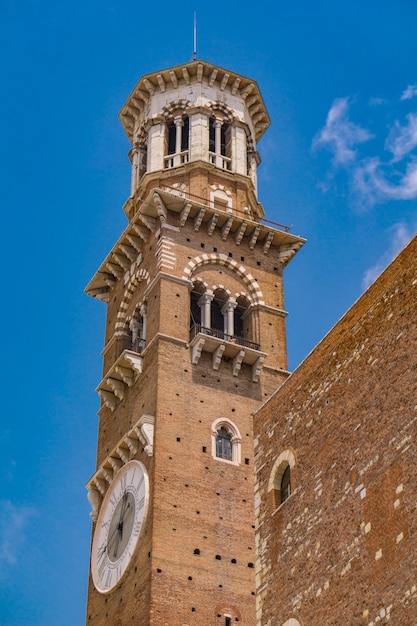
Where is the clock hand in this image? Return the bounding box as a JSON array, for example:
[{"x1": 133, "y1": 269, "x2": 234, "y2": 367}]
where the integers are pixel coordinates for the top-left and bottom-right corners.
[
  {"x1": 113, "y1": 529, "x2": 121, "y2": 558},
  {"x1": 112, "y1": 501, "x2": 132, "y2": 558},
  {"x1": 119, "y1": 501, "x2": 131, "y2": 524},
  {"x1": 99, "y1": 502, "x2": 126, "y2": 559},
  {"x1": 97, "y1": 541, "x2": 107, "y2": 561}
]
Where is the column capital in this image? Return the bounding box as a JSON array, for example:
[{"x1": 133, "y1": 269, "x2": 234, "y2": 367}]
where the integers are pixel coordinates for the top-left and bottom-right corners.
[
  {"x1": 198, "y1": 291, "x2": 214, "y2": 307},
  {"x1": 221, "y1": 298, "x2": 237, "y2": 315}
]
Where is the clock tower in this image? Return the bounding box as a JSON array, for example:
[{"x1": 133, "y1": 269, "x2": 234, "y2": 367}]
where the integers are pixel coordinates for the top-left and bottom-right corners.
[{"x1": 85, "y1": 59, "x2": 304, "y2": 625}]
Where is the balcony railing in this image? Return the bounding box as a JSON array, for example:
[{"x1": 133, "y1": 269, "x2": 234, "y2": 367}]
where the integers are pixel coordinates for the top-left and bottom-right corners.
[
  {"x1": 190, "y1": 323, "x2": 260, "y2": 351},
  {"x1": 164, "y1": 150, "x2": 189, "y2": 169},
  {"x1": 209, "y1": 152, "x2": 232, "y2": 171}
]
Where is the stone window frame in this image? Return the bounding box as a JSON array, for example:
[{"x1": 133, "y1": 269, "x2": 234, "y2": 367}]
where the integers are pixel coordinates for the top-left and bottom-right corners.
[
  {"x1": 211, "y1": 418, "x2": 242, "y2": 465},
  {"x1": 282, "y1": 619, "x2": 301, "y2": 626},
  {"x1": 268, "y1": 449, "x2": 296, "y2": 509}
]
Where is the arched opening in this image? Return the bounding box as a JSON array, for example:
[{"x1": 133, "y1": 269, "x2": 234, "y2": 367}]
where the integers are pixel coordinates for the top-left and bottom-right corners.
[
  {"x1": 167, "y1": 120, "x2": 176, "y2": 155},
  {"x1": 221, "y1": 123, "x2": 231, "y2": 157},
  {"x1": 165, "y1": 115, "x2": 190, "y2": 168},
  {"x1": 209, "y1": 117, "x2": 216, "y2": 153},
  {"x1": 211, "y1": 289, "x2": 228, "y2": 338},
  {"x1": 234, "y1": 295, "x2": 250, "y2": 343},
  {"x1": 209, "y1": 118, "x2": 231, "y2": 170},
  {"x1": 129, "y1": 303, "x2": 147, "y2": 353},
  {"x1": 181, "y1": 116, "x2": 190, "y2": 152},
  {"x1": 190, "y1": 281, "x2": 205, "y2": 334}
]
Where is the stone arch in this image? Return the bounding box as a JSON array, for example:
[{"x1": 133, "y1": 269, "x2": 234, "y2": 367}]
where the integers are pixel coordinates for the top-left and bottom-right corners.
[
  {"x1": 282, "y1": 619, "x2": 302, "y2": 626},
  {"x1": 114, "y1": 268, "x2": 150, "y2": 336},
  {"x1": 183, "y1": 254, "x2": 264, "y2": 305},
  {"x1": 207, "y1": 101, "x2": 235, "y2": 124},
  {"x1": 161, "y1": 99, "x2": 192, "y2": 119}
]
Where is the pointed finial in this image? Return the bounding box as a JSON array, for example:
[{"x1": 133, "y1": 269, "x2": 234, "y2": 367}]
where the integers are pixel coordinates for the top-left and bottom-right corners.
[{"x1": 192, "y1": 11, "x2": 197, "y2": 61}]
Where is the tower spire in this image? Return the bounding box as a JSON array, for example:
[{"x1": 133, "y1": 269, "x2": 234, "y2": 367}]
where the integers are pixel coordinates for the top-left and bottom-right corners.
[{"x1": 191, "y1": 11, "x2": 197, "y2": 60}]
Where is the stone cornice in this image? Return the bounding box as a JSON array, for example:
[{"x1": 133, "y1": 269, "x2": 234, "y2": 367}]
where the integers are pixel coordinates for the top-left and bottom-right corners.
[
  {"x1": 119, "y1": 60, "x2": 270, "y2": 144},
  {"x1": 85, "y1": 187, "x2": 305, "y2": 302}
]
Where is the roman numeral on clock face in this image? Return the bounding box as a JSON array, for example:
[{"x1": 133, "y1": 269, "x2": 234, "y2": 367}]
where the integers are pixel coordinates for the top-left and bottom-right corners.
[
  {"x1": 104, "y1": 570, "x2": 112, "y2": 589},
  {"x1": 98, "y1": 558, "x2": 107, "y2": 580},
  {"x1": 119, "y1": 472, "x2": 128, "y2": 493}
]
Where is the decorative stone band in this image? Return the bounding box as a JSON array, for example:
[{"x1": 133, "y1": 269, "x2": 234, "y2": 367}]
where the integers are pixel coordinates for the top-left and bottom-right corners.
[{"x1": 86, "y1": 414, "x2": 155, "y2": 521}]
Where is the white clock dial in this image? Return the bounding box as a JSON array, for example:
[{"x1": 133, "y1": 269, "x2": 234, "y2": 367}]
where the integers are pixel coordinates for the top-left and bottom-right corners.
[{"x1": 91, "y1": 460, "x2": 149, "y2": 593}]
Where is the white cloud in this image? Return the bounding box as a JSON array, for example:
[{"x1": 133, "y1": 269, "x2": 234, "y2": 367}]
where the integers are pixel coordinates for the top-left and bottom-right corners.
[
  {"x1": 353, "y1": 157, "x2": 417, "y2": 208},
  {"x1": 315, "y1": 89, "x2": 417, "y2": 209},
  {"x1": 0, "y1": 500, "x2": 36, "y2": 577},
  {"x1": 313, "y1": 97, "x2": 372, "y2": 166},
  {"x1": 385, "y1": 113, "x2": 417, "y2": 161},
  {"x1": 369, "y1": 97, "x2": 387, "y2": 106},
  {"x1": 362, "y1": 222, "x2": 413, "y2": 289},
  {"x1": 401, "y1": 84, "x2": 417, "y2": 101}
]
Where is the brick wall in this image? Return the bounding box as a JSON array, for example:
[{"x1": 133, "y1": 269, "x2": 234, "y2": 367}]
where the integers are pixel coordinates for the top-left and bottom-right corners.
[{"x1": 254, "y1": 235, "x2": 417, "y2": 626}]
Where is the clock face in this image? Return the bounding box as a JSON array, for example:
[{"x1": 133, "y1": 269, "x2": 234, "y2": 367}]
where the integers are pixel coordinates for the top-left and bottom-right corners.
[{"x1": 91, "y1": 460, "x2": 149, "y2": 593}]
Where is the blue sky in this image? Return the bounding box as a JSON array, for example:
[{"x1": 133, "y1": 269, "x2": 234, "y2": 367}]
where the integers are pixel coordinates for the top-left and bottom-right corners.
[{"x1": 1, "y1": 1, "x2": 417, "y2": 624}]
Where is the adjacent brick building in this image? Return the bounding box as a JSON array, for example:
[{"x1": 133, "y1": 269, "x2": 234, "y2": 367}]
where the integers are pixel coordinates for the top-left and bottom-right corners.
[{"x1": 254, "y1": 235, "x2": 417, "y2": 626}]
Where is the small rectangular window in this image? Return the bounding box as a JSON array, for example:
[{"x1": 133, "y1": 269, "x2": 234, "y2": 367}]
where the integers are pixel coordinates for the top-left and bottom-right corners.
[{"x1": 225, "y1": 618, "x2": 231, "y2": 626}]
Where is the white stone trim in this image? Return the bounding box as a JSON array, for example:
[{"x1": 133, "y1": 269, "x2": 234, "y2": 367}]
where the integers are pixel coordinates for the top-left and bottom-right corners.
[{"x1": 183, "y1": 254, "x2": 264, "y2": 305}]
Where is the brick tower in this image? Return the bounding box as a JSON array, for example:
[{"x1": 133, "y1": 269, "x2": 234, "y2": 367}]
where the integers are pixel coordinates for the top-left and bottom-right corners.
[{"x1": 85, "y1": 59, "x2": 304, "y2": 625}]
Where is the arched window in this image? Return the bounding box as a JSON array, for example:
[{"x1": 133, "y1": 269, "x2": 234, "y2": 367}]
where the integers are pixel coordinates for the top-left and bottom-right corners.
[
  {"x1": 129, "y1": 303, "x2": 147, "y2": 353},
  {"x1": 234, "y1": 295, "x2": 251, "y2": 345},
  {"x1": 211, "y1": 419, "x2": 241, "y2": 465},
  {"x1": 167, "y1": 120, "x2": 176, "y2": 155},
  {"x1": 181, "y1": 116, "x2": 189, "y2": 152},
  {"x1": 212, "y1": 288, "x2": 229, "y2": 338},
  {"x1": 165, "y1": 115, "x2": 189, "y2": 168},
  {"x1": 209, "y1": 118, "x2": 231, "y2": 170},
  {"x1": 280, "y1": 465, "x2": 291, "y2": 503},
  {"x1": 190, "y1": 282, "x2": 205, "y2": 329},
  {"x1": 209, "y1": 117, "x2": 216, "y2": 153},
  {"x1": 268, "y1": 450, "x2": 296, "y2": 509},
  {"x1": 216, "y1": 427, "x2": 232, "y2": 461}
]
